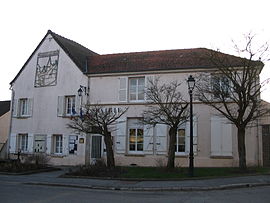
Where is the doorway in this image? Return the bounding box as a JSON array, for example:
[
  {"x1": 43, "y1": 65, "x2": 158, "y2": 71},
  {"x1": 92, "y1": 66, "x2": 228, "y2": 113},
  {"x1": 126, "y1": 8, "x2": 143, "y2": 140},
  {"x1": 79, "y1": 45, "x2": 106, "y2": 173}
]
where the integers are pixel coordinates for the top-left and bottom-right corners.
[
  {"x1": 91, "y1": 135, "x2": 103, "y2": 161},
  {"x1": 262, "y1": 125, "x2": 270, "y2": 166}
]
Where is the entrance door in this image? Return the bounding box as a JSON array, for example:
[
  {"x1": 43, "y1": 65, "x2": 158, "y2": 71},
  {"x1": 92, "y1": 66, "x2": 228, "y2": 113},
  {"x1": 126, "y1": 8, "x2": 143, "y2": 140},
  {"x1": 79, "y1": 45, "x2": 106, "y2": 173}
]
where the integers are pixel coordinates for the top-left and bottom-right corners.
[
  {"x1": 262, "y1": 125, "x2": 270, "y2": 166},
  {"x1": 91, "y1": 135, "x2": 102, "y2": 159},
  {"x1": 34, "y1": 135, "x2": 46, "y2": 153}
]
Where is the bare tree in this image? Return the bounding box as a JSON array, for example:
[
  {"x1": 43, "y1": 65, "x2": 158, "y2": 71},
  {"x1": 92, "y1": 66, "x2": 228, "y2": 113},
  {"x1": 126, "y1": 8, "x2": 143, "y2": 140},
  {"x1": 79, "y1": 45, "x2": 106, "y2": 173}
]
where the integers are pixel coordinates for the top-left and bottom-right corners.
[
  {"x1": 196, "y1": 33, "x2": 269, "y2": 170},
  {"x1": 68, "y1": 105, "x2": 127, "y2": 168},
  {"x1": 143, "y1": 77, "x2": 189, "y2": 169}
]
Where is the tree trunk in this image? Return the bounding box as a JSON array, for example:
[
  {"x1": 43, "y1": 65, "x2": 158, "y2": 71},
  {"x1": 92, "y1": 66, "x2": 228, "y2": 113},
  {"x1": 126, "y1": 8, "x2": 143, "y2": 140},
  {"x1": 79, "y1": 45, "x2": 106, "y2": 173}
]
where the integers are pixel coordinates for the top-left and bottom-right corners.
[
  {"x1": 167, "y1": 126, "x2": 177, "y2": 169},
  {"x1": 237, "y1": 126, "x2": 247, "y2": 171},
  {"x1": 104, "y1": 130, "x2": 115, "y2": 168}
]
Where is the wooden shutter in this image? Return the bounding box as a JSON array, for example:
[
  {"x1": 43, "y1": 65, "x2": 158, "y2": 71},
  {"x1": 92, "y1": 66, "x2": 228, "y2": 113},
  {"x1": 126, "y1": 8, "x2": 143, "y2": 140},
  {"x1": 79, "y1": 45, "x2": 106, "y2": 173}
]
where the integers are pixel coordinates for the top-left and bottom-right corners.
[
  {"x1": 119, "y1": 77, "x2": 127, "y2": 102},
  {"x1": 155, "y1": 124, "x2": 168, "y2": 155},
  {"x1": 75, "y1": 96, "x2": 80, "y2": 115},
  {"x1": 145, "y1": 75, "x2": 153, "y2": 101},
  {"x1": 46, "y1": 134, "x2": 52, "y2": 154},
  {"x1": 211, "y1": 116, "x2": 232, "y2": 156},
  {"x1": 12, "y1": 99, "x2": 18, "y2": 117},
  {"x1": 63, "y1": 135, "x2": 69, "y2": 155},
  {"x1": 115, "y1": 119, "x2": 127, "y2": 153},
  {"x1": 220, "y1": 118, "x2": 232, "y2": 156},
  {"x1": 27, "y1": 98, "x2": 33, "y2": 117},
  {"x1": 211, "y1": 116, "x2": 221, "y2": 156},
  {"x1": 27, "y1": 134, "x2": 34, "y2": 153},
  {"x1": 9, "y1": 133, "x2": 17, "y2": 153},
  {"x1": 143, "y1": 124, "x2": 154, "y2": 154},
  {"x1": 57, "y1": 96, "x2": 65, "y2": 117}
]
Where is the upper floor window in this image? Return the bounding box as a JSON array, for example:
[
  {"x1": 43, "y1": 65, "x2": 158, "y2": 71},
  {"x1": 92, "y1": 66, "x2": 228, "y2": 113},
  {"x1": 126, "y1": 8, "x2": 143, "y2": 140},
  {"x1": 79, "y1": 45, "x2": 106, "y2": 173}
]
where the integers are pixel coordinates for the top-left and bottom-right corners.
[
  {"x1": 129, "y1": 77, "x2": 145, "y2": 101},
  {"x1": 13, "y1": 98, "x2": 33, "y2": 118},
  {"x1": 65, "y1": 96, "x2": 76, "y2": 116},
  {"x1": 57, "y1": 95, "x2": 77, "y2": 117},
  {"x1": 211, "y1": 75, "x2": 230, "y2": 98},
  {"x1": 19, "y1": 99, "x2": 28, "y2": 116}
]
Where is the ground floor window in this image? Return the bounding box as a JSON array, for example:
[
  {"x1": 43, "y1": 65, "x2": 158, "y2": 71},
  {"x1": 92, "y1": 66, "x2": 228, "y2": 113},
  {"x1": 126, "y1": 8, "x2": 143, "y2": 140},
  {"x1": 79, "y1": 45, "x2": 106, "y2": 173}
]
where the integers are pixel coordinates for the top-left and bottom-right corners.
[
  {"x1": 69, "y1": 135, "x2": 78, "y2": 154},
  {"x1": 18, "y1": 134, "x2": 28, "y2": 152},
  {"x1": 175, "y1": 129, "x2": 185, "y2": 153},
  {"x1": 53, "y1": 134, "x2": 63, "y2": 154},
  {"x1": 128, "y1": 118, "x2": 144, "y2": 153}
]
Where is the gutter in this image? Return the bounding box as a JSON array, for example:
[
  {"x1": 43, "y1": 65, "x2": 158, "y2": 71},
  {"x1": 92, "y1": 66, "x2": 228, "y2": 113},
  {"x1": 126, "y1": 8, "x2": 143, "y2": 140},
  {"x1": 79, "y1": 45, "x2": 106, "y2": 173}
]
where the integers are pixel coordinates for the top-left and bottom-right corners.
[{"x1": 7, "y1": 86, "x2": 14, "y2": 159}]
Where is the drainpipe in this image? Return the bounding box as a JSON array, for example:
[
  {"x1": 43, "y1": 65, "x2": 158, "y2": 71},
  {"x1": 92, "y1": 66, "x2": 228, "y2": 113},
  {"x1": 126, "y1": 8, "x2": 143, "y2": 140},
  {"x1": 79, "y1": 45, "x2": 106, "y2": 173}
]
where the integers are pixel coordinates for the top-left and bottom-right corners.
[
  {"x1": 257, "y1": 117, "x2": 260, "y2": 166},
  {"x1": 7, "y1": 86, "x2": 14, "y2": 159}
]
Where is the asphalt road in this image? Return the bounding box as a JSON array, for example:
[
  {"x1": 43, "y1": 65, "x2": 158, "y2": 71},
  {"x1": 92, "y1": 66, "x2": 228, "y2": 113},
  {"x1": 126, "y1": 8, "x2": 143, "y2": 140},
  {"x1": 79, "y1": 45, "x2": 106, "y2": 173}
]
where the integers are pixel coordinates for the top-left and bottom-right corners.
[{"x1": 1, "y1": 181, "x2": 270, "y2": 203}]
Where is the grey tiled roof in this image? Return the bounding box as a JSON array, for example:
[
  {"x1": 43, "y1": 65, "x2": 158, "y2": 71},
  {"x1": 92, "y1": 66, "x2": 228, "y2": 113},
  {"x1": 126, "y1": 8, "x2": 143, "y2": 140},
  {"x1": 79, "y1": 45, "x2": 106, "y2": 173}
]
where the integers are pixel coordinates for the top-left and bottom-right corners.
[{"x1": 0, "y1": 101, "x2": 10, "y2": 117}]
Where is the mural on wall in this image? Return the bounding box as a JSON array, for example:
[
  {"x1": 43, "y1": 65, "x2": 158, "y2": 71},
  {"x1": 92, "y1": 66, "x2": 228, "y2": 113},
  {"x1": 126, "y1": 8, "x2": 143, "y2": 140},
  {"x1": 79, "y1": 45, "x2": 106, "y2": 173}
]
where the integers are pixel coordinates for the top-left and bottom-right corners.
[{"x1": 34, "y1": 50, "x2": 59, "y2": 87}]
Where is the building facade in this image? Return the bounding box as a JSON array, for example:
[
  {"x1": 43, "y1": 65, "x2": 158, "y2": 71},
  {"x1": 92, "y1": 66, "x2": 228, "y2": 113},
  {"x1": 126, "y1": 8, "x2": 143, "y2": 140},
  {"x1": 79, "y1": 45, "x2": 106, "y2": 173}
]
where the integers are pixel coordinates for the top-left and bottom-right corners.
[
  {"x1": 8, "y1": 30, "x2": 265, "y2": 167},
  {"x1": 0, "y1": 101, "x2": 10, "y2": 159}
]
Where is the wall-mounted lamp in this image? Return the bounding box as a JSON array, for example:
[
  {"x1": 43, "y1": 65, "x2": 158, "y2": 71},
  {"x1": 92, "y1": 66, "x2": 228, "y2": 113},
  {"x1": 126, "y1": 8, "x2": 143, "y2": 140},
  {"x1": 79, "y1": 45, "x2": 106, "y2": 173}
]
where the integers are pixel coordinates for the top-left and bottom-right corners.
[{"x1": 77, "y1": 85, "x2": 88, "y2": 97}]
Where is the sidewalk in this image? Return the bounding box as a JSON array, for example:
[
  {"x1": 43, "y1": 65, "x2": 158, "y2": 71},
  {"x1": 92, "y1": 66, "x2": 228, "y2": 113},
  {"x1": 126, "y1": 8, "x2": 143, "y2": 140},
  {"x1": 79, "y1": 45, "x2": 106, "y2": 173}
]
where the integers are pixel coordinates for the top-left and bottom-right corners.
[{"x1": 1, "y1": 168, "x2": 270, "y2": 191}]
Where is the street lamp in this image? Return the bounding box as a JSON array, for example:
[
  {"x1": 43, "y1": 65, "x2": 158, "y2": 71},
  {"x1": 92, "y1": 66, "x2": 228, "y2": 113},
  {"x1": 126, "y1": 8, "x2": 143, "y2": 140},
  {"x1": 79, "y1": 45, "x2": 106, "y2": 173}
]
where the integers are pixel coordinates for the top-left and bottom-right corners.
[
  {"x1": 77, "y1": 85, "x2": 88, "y2": 97},
  {"x1": 187, "y1": 75, "x2": 195, "y2": 177},
  {"x1": 77, "y1": 85, "x2": 88, "y2": 118}
]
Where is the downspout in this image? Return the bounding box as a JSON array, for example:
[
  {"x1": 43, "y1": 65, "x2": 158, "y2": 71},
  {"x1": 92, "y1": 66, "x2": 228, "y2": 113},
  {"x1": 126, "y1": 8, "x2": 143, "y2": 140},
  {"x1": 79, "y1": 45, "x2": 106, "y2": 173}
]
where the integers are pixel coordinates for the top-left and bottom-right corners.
[
  {"x1": 7, "y1": 86, "x2": 14, "y2": 159},
  {"x1": 84, "y1": 57, "x2": 91, "y2": 165},
  {"x1": 257, "y1": 117, "x2": 260, "y2": 166}
]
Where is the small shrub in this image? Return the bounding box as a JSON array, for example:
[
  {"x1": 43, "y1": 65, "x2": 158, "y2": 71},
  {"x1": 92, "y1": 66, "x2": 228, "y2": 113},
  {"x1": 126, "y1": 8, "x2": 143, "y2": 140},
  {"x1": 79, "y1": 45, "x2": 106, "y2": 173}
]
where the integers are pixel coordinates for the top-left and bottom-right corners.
[
  {"x1": 67, "y1": 159, "x2": 125, "y2": 178},
  {"x1": 24, "y1": 154, "x2": 50, "y2": 166}
]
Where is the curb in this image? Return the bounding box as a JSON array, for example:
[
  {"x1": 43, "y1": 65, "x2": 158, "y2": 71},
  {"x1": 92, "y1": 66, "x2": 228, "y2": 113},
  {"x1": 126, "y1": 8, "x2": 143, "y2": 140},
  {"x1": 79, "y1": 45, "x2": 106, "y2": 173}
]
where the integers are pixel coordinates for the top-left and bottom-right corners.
[
  {"x1": 24, "y1": 181, "x2": 270, "y2": 192},
  {"x1": 0, "y1": 167, "x2": 61, "y2": 175},
  {"x1": 60, "y1": 173, "x2": 270, "y2": 182}
]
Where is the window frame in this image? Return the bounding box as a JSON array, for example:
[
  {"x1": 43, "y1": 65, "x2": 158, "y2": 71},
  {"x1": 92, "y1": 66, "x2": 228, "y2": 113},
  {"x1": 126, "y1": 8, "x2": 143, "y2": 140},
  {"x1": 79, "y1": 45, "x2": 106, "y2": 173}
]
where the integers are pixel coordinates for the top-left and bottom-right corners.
[
  {"x1": 19, "y1": 98, "x2": 28, "y2": 117},
  {"x1": 211, "y1": 74, "x2": 230, "y2": 99},
  {"x1": 53, "y1": 134, "x2": 63, "y2": 155},
  {"x1": 175, "y1": 128, "x2": 186, "y2": 154},
  {"x1": 69, "y1": 135, "x2": 78, "y2": 155},
  {"x1": 18, "y1": 134, "x2": 28, "y2": 153},
  {"x1": 65, "y1": 96, "x2": 76, "y2": 116},
  {"x1": 128, "y1": 118, "x2": 144, "y2": 154},
  {"x1": 128, "y1": 77, "x2": 145, "y2": 102}
]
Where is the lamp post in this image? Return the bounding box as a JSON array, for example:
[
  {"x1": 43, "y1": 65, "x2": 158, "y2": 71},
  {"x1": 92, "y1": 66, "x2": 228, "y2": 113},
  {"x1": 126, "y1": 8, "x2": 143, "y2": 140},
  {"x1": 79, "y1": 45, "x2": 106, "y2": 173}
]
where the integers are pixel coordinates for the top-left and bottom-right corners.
[
  {"x1": 77, "y1": 85, "x2": 88, "y2": 118},
  {"x1": 187, "y1": 75, "x2": 195, "y2": 177}
]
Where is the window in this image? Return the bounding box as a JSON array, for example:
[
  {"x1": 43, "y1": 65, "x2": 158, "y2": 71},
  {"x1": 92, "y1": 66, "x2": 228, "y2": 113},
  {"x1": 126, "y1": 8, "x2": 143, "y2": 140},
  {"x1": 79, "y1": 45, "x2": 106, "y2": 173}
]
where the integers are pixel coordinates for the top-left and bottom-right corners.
[
  {"x1": 65, "y1": 96, "x2": 76, "y2": 115},
  {"x1": 12, "y1": 98, "x2": 32, "y2": 118},
  {"x1": 53, "y1": 135, "x2": 63, "y2": 154},
  {"x1": 18, "y1": 134, "x2": 28, "y2": 152},
  {"x1": 175, "y1": 129, "x2": 185, "y2": 153},
  {"x1": 69, "y1": 135, "x2": 78, "y2": 154},
  {"x1": 128, "y1": 119, "x2": 144, "y2": 152},
  {"x1": 129, "y1": 128, "x2": 144, "y2": 151},
  {"x1": 211, "y1": 75, "x2": 230, "y2": 98},
  {"x1": 19, "y1": 99, "x2": 28, "y2": 116},
  {"x1": 210, "y1": 116, "x2": 232, "y2": 156},
  {"x1": 129, "y1": 77, "x2": 145, "y2": 101}
]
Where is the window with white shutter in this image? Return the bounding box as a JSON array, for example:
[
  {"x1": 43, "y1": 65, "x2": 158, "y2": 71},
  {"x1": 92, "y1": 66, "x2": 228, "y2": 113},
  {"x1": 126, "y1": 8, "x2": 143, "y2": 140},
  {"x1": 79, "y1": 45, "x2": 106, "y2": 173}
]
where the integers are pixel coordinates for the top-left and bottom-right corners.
[
  {"x1": 119, "y1": 77, "x2": 127, "y2": 102},
  {"x1": 115, "y1": 118, "x2": 127, "y2": 154},
  {"x1": 15, "y1": 98, "x2": 33, "y2": 118},
  {"x1": 155, "y1": 124, "x2": 168, "y2": 155},
  {"x1": 211, "y1": 116, "x2": 233, "y2": 157}
]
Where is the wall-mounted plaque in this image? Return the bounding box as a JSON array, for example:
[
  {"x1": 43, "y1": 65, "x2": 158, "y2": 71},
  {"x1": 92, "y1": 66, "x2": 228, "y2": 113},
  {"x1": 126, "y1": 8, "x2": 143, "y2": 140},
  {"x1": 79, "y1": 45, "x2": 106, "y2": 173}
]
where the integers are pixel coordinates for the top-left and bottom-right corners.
[{"x1": 34, "y1": 50, "x2": 59, "y2": 87}]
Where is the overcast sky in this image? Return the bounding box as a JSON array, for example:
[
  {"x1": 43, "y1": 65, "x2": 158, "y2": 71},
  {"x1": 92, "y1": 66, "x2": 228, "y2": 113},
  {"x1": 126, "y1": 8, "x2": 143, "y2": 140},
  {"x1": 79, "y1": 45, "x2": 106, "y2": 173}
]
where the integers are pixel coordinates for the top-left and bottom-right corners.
[{"x1": 0, "y1": 0, "x2": 269, "y2": 101}]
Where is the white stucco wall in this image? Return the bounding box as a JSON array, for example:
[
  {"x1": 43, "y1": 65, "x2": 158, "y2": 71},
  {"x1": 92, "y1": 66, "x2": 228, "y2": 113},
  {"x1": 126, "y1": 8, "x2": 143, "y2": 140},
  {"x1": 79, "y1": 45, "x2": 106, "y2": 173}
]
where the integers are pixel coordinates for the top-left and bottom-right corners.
[
  {"x1": 88, "y1": 72, "x2": 261, "y2": 167},
  {"x1": 10, "y1": 34, "x2": 88, "y2": 165}
]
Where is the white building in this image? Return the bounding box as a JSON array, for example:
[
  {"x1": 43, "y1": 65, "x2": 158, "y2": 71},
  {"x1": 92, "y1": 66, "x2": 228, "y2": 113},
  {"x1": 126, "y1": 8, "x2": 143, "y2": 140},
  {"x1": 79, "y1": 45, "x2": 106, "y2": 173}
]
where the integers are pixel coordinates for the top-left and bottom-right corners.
[{"x1": 8, "y1": 30, "x2": 266, "y2": 167}]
